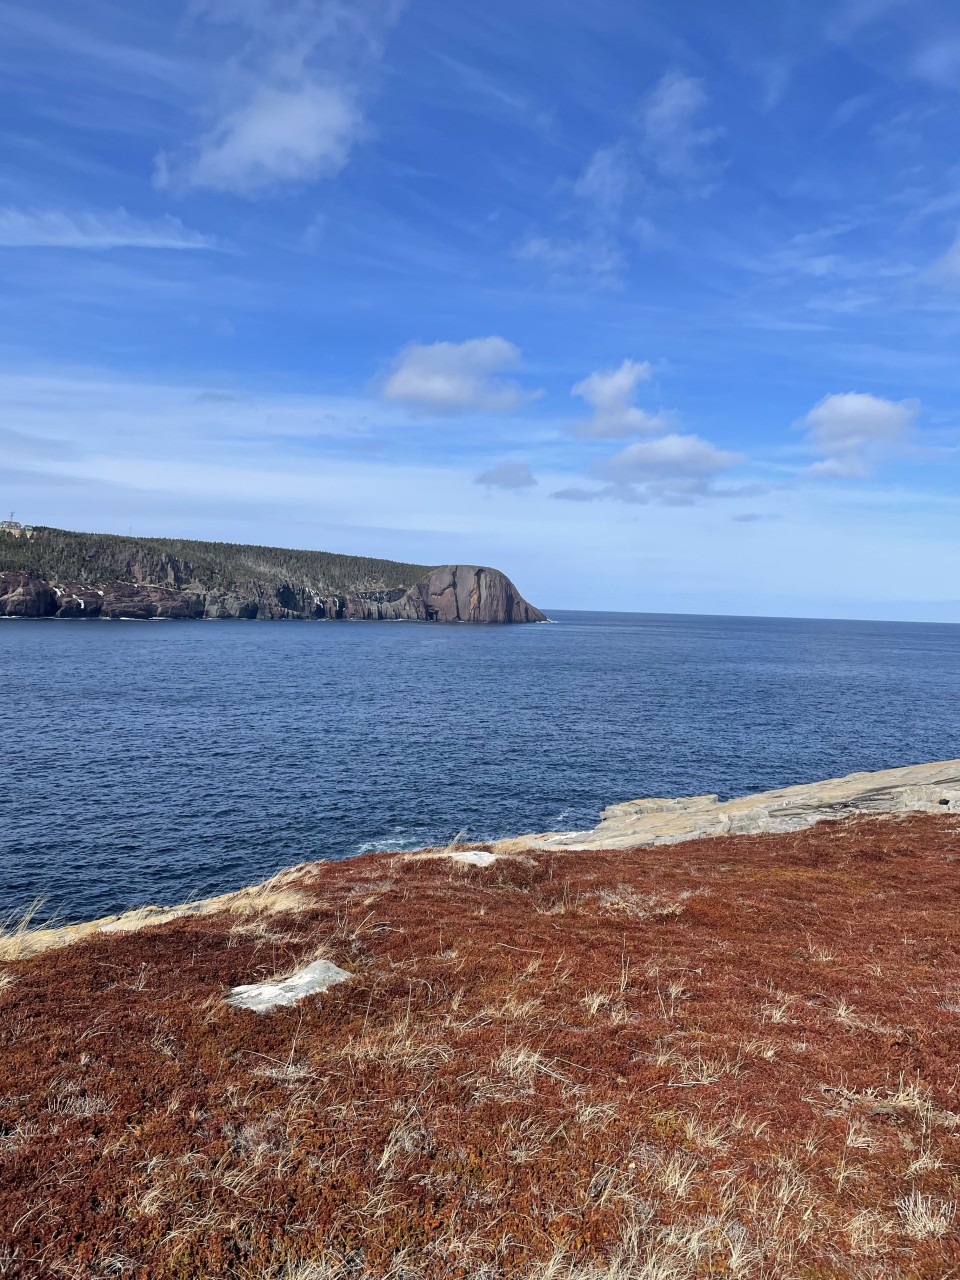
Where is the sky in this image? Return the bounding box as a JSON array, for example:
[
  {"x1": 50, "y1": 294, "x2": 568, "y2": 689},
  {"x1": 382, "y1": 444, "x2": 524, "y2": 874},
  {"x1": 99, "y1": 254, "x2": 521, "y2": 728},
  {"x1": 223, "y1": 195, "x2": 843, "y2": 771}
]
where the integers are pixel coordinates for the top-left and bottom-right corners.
[{"x1": 4, "y1": 0, "x2": 960, "y2": 618}]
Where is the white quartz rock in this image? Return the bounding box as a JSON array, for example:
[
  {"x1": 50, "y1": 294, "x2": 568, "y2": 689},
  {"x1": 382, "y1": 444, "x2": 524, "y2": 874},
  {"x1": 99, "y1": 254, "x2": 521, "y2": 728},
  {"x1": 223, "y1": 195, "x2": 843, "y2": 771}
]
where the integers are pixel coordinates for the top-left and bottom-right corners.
[{"x1": 226, "y1": 958, "x2": 353, "y2": 1013}]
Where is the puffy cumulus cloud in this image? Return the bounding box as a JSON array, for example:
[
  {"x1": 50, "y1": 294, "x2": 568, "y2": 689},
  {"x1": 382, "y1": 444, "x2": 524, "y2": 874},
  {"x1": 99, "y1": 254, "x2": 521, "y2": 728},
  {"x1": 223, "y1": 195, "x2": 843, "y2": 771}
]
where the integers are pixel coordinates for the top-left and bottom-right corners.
[
  {"x1": 640, "y1": 71, "x2": 722, "y2": 183},
  {"x1": 157, "y1": 0, "x2": 398, "y2": 197},
  {"x1": 474, "y1": 461, "x2": 537, "y2": 491},
  {"x1": 571, "y1": 359, "x2": 672, "y2": 438},
  {"x1": 0, "y1": 208, "x2": 218, "y2": 251},
  {"x1": 802, "y1": 392, "x2": 918, "y2": 477},
  {"x1": 381, "y1": 336, "x2": 537, "y2": 415},
  {"x1": 554, "y1": 433, "x2": 741, "y2": 506},
  {"x1": 606, "y1": 433, "x2": 739, "y2": 487}
]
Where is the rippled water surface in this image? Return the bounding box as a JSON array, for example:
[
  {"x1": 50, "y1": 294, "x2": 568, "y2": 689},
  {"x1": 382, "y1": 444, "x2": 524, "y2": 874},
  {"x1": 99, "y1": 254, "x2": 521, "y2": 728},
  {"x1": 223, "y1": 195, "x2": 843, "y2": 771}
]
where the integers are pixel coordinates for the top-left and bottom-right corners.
[{"x1": 4, "y1": 610, "x2": 960, "y2": 921}]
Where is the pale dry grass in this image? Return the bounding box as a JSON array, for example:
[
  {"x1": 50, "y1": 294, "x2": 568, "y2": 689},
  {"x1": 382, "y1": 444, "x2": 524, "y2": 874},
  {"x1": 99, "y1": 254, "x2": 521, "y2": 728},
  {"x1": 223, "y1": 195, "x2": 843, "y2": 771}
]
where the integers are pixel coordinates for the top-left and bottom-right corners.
[
  {"x1": 0, "y1": 898, "x2": 51, "y2": 962},
  {"x1": 821, "y1": 1074, "x2": 959, "y2": 1132},
  {"x1": 846, "y1": 1208, "x2": 894, "y2": 1257},
  {"x1": 592, "y1": 887, "x2": 696, "y2": 921},
  {"x1": 478, "y1": 988, "x2": 545, "y2": 1022},
  {"x1": 469, "y1": 1043, "x2": 571, "y2": 1103},
  {"x1": 895, "y1": 1188, "x2": 957, "y2": 1240},
  {"x1": 529, "y1": 1211, "x2": 763, "y2": 1280},
  {"x1": 651, "y1": 1043, "x2": 744, "y2": 1087},
  {"x1": 340, "y1": 1017, "x2": 455, "y2": 1073},
  {"x1": 0, "y1": 876, "x2": 313, "y2": 962}
]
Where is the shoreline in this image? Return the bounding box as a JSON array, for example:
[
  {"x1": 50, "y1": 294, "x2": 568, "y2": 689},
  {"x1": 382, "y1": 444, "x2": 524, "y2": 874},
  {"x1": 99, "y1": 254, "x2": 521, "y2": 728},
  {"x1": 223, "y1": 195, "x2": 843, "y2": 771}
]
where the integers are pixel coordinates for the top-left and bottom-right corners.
[{"x1": 6, "y1": 758, "x2": 959, "y2": 961}]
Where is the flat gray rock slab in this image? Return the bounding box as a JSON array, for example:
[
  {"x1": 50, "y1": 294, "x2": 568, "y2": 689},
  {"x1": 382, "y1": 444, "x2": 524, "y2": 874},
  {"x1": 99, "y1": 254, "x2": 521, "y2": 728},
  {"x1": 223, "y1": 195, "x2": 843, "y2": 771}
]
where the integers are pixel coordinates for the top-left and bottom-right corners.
[
  {"x1": 226, "y1": 958, "x2": 353, "y2": 1013},
  {"x1": 505, "y1": 759, "x2": 960, "y2": 852}
]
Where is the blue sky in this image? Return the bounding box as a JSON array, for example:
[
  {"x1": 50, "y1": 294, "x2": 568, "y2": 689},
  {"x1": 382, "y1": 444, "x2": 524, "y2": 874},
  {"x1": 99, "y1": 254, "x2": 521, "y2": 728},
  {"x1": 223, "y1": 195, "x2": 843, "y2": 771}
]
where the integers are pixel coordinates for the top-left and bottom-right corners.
[{"x1": 4, "y1": 0, "x2": 960, "y2": 617}]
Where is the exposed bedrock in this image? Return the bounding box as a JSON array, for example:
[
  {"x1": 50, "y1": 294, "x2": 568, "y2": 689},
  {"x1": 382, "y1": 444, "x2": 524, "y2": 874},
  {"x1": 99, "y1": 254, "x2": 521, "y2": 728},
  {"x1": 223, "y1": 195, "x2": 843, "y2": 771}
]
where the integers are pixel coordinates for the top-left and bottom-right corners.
[
  {"x1": 0, "y1": 565, "x2": 546, "y2": 624},
  {"x1": 501, "y1": 759, "x2": 960, "y2": 852}
]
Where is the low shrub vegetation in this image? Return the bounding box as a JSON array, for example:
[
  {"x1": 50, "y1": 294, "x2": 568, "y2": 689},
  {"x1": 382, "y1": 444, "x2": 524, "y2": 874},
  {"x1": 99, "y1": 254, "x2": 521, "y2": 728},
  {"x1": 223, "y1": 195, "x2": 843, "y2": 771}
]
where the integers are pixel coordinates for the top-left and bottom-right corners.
[{"x1": 1, "y1": 813, "x2": 958, "y2": 1278}]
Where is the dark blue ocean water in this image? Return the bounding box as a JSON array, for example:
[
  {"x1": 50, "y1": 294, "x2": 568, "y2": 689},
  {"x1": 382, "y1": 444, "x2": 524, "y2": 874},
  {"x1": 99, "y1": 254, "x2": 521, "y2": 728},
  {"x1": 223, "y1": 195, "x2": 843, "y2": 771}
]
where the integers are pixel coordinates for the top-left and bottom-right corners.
[{"x1": 3, "y1": 610, "x2": 960, "y2": 923}]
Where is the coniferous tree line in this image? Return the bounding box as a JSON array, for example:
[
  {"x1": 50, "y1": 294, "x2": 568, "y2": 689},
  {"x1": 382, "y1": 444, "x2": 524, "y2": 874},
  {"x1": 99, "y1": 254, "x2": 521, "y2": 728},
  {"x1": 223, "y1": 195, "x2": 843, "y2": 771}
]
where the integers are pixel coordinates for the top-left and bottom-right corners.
[{"x1": 0, "y1": 528, "x2": 434, "y2": 594}]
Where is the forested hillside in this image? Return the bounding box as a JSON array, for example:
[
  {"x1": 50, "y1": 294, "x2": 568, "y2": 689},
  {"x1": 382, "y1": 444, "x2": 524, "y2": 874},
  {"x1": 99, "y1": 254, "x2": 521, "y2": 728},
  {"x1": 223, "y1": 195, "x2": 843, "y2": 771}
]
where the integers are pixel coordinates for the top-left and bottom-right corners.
[
  {"x1": 0, "y1": 527, "x2": 432, "y2": 594},
  {"x1": 0, "y1": 527, "x2": 545, "y2": 622}
]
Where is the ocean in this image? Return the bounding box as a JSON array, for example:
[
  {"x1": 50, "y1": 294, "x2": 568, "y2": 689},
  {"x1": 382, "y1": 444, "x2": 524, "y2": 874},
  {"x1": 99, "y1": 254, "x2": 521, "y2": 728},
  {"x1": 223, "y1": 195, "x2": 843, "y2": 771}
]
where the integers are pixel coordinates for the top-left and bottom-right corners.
[{"x1": 3, "y1": 610, "x2": 960, "y2": 923}]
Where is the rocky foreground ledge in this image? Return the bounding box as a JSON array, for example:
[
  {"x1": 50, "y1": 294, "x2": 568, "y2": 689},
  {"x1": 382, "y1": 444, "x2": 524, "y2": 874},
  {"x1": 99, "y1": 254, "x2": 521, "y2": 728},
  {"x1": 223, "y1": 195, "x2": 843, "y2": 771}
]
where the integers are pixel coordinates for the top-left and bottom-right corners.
[
  {"x1": 500, "y1": 758, "x2": 960, "y2": 852},
  {"x1": 1, "y1": 780, "x2": 958, "y2": 1278}
]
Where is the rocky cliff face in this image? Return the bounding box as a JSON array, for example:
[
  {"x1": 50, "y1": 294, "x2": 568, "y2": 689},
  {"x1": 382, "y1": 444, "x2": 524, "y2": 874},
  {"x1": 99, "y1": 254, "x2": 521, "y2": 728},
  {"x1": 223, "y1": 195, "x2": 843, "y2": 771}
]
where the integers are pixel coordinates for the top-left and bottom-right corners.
[{"x1": 0, "y1": 564, "x2": 546, "y2": 624}]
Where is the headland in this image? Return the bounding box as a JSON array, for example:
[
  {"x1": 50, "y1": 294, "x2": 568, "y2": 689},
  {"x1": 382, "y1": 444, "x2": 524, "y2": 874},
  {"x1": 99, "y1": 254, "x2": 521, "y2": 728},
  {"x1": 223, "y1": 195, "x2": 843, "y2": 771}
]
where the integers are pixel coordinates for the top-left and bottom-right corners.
[{"x1": 0, "y1": 526, "x2": 546, "y2": 623}]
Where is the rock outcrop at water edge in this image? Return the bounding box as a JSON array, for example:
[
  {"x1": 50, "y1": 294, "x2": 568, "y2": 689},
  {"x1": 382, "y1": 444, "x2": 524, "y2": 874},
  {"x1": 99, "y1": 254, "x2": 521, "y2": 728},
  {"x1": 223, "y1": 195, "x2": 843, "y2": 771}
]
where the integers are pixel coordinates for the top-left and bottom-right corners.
[{"x1": 500, "y1": 758, "x2": 960, "y2": 851}]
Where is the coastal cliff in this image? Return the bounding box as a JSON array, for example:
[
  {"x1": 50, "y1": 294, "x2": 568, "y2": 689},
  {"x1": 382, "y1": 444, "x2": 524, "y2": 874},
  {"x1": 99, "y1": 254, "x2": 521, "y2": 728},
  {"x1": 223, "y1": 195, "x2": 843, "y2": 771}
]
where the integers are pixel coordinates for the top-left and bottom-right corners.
[{"x1": 0, "y1": 527, "x2": 546, "y2": 623}]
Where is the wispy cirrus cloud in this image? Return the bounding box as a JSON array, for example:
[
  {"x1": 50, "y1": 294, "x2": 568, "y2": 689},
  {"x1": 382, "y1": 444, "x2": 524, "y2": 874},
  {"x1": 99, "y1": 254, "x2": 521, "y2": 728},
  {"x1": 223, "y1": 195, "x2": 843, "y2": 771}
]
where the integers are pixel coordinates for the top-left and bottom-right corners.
[
  {"x1": 156, "y1": 84, "x2": 364, "y2": 196},
  {"x1": 0, "y1": 207, "x2": 219, "y2": 250},
  {"x1": 518, "y1": 69, "x2": 722, "y2": 289},
  {"x1": 826, "y1": 0, "x2": 909, "y2": 41},
  {"x1": 513, "y1": 234, "x2": 626, "y2": 288},
  {"x1": 923, "y1": 226, "x2": 960, "y2": 287},
  {"x1": 573, "y1": 143, "x2": 634, "y2": 216},
  {"x1": 157, "y1": 0, "x2": 400, "y2": 197},
  {"x1": 640, "y1": 71, "x2": 723, "y2": 184}
]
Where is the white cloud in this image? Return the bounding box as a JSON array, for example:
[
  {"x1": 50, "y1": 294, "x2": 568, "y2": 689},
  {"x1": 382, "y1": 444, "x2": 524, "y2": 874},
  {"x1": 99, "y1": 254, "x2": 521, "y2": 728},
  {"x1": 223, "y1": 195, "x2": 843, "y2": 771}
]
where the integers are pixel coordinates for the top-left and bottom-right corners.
[
  {"x1": 640, "y1": 71, "x2": 722, "y2": 183},
  {"x1": 606, "y1": 433, "x2": 738, "y2": 484},
  {"x1": 555, "y1": 432, "x2": 741, "y2": 506},
  {"x1": 574, "y1": 143, "x2": 633, "y2": 214},
  {"x1": 517, "y1": 72, "x2": 720, "y2": 289},
  {"x1": 0, "y1": 208, "x2": 217, "y2": 251},
  {"x1": 159, "y1": 84, "x2": 362, "y2": 196},
  {"x1": 802, "y1": 392, "x2": 918, "y2": 477},
  {"x1": 571, "y1": 359, "x2": 670, "y2": 437},
  {"x1": 514, "y1": 235, "x2": 625, "y2": 287},
  {"x1": 381, "y1": 337, "x2": 536, "y2": 415},
  {"x1": 475, "y1": 461, "x2": 537, "y2": 490},
  {"x1": 157, "y1": 0, "x2": 398, "y2": 197}
]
